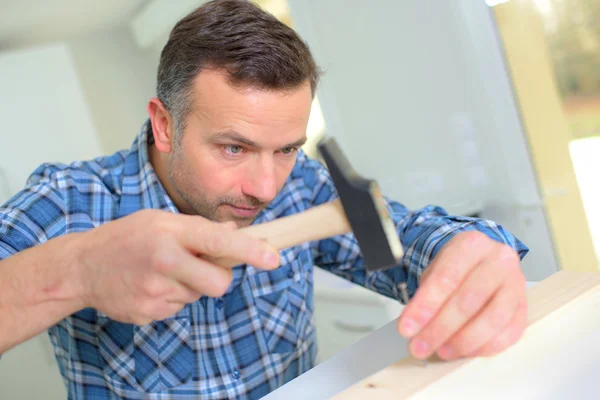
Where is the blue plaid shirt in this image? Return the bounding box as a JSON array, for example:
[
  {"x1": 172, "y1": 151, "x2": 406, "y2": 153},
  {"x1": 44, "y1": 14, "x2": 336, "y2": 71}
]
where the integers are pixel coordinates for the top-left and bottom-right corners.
[{"x1": 0, "y1": 121, "x2": 528, "y2": 399}]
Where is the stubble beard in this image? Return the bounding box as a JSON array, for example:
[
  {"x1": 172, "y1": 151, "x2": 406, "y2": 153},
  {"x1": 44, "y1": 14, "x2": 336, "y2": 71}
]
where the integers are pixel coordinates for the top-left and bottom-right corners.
[{"x1": 167, "y1": 144, "x2": 266, "y2": 227}]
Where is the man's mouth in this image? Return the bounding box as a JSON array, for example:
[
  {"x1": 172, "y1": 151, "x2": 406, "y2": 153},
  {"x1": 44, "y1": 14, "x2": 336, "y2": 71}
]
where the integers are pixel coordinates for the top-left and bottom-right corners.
[{"x1": 225, "y1": 204, "x2": 261, "y2": 218}]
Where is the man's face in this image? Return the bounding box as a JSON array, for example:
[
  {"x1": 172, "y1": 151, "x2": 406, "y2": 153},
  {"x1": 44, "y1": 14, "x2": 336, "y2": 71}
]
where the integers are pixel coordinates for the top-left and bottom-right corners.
[{"x1": 167, "y1": 70, "x2": 312, "y2": 227}]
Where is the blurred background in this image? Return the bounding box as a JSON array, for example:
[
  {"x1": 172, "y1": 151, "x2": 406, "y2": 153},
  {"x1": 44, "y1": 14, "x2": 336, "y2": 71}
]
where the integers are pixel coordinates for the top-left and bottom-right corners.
[{"x1": 1, "y1": 0, "x2": 600, "y2": 398}]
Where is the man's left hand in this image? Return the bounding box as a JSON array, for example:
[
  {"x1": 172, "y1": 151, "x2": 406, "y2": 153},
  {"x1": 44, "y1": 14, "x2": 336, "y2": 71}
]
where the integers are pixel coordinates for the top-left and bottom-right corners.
[{"x1": 397, "y1": 231, "x2": 527, "y2": 361}]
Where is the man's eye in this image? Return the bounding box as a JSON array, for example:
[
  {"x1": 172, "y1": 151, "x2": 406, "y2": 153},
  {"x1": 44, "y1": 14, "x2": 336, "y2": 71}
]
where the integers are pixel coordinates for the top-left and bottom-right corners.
[
  {"x1": 224, "y1": 145, "x2": 243, "y2": 155},
  {"x1": 281, "y1": 147, "x2": 297, "y2": 155}
]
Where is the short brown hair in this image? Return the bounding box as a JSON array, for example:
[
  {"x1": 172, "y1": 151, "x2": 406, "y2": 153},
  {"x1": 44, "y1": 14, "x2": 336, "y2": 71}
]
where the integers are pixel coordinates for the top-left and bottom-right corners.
[{"x1": 157, "y1": 0, "x2": 321, "y2": 136}]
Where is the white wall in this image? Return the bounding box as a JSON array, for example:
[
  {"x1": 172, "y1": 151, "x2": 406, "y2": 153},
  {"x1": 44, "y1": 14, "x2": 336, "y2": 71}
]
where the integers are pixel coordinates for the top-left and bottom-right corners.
[
  {"x1": 287, "y1": 0, "x2": 558, "y2": 281},
  {"x1": 0, "y1": 334, "x2": 66, "y2": 399},
  {"x1": 0, "y1": 42, "x2": 104, "y2": 399},
  {"x1": 0, "y1": 42, "x2": 104, "y2": 202},
  {"x1": 289, "y1": 1, "x2": 485, "y2": 214},
  {"x1": 68, "y1": 27, "x2": 158, "y2": 154},
  {"x1": 453, "y1": 0, "x2": 559, "y2": 281}
]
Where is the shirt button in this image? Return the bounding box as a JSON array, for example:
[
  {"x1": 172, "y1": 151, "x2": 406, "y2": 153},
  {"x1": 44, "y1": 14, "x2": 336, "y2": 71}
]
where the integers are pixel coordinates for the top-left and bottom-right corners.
[
  {"x1": 287, "y1": 269, "x2": 295, "y2": 279},
  {"x1": 216, "y1": 299, "x2": 224, "y2": 309},
  {"x1": 232, "y1": 369, "x2": 241, "y2": 380}
]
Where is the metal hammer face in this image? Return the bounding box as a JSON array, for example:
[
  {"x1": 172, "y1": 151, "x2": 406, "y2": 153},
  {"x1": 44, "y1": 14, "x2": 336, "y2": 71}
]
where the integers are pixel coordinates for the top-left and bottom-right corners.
[{"x1": 317, "y1": 137, "x2": 404, "y2": 271}]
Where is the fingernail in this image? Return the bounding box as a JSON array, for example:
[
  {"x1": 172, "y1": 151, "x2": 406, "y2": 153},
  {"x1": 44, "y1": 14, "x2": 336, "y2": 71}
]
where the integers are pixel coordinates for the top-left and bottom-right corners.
[
  {"x1": 410, "y1": 339, "x2": 430, "y2": 359},
  {"x1": 264, "y1": 251, "x2": 279, "y2": 267},
  {"x1": 400, "y1": 319, "x2": 419, "y2": 337},
  {"x1": 437, "y1": 345, "x2": 454, "y2": 360}
]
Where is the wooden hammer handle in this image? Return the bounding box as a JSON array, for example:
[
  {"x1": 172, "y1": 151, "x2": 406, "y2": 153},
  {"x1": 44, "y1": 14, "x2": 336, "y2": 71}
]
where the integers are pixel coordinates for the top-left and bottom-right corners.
[
  {"x1": 203, "y1": 199, "x2": 351, "y2": 269},
  {"x1": 240, "y1": 198, "x2": 351, "y2": 250}
]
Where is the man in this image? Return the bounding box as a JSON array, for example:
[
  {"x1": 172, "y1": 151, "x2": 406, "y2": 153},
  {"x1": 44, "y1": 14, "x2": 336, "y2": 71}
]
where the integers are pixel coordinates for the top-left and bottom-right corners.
[{"x1": 0, "y1": 0, "x2": 529, "y2": 398}]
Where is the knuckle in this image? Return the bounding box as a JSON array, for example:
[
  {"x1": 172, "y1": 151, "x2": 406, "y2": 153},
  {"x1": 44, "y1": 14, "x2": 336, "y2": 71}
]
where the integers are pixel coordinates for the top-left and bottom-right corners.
[
  {"x1": 459, "y1": 231, "x2": 487, "y2": 248},
  {"x1": 438, "y1": 269, "x2": 461, "y2": 292},
  {"x1": 142, "y1": 277, "x2": 169, "y2": 298},
  {"x1": 150, "y1": 249, "x2": 178, "y2": 275},
  {"x1": 412, "y1": 306, "x2": 435, "y2": 326},
  {"x1": 423, "y1": 326, "x2": 446, "y2": 350},
  {"x1": 149, "y1": 215, "x2": 177, "y2": 238},
  {"x1": 497, "y1": 245, "x2": 519, "y2": 265},
  {"x1": 151, "y1": 222, "x2": 169, "y2": 238},
  {"x1": 186, "y1": 290, "x2": 202, "y2": 304},
  {"x1": 205, "y1": 233, "x2": 226, "y2": 255},
  {"x1": 489, "y1": 305, "x2": 512, "y2": 330},
  {"x1": 457, "y1": 290, "x2": 485, "y2": 316},
  {"x1": 208, "y1": 271, "x2": 233, "y2": 297},
  {"x1": 448, "y1": 334, "x2": 473, "y2": 357}
]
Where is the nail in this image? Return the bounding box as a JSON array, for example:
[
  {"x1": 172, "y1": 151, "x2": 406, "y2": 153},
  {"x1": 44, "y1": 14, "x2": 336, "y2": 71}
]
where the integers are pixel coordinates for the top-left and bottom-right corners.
[
  {"x1": 400, "y1": 318, "x2": 419, "y2": 337},
  {"x1": 397, "y1": 282, "x2": 410, "y2": 304}
]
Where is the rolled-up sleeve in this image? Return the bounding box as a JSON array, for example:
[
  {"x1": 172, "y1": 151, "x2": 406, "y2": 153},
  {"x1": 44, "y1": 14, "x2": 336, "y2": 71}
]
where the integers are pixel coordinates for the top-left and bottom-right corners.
[
  {"x1": 0, "y1": 164, "x2": 67, "y2": 261},
  {"x1": 308, "y1": 158, "x2": 528, "y2": 303}
]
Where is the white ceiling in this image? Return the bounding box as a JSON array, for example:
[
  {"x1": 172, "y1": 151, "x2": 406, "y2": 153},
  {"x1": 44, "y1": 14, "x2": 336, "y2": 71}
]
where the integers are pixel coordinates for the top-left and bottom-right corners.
[{"x1": 0, "y1": 0, "x2": 148, "y2": 48}]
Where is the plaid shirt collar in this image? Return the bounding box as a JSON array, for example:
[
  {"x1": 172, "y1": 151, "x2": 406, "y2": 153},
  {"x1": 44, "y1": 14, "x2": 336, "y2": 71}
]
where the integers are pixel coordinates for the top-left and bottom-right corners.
[{"x1": 116, "y1": 120, "x2": 179, "y2": 219}]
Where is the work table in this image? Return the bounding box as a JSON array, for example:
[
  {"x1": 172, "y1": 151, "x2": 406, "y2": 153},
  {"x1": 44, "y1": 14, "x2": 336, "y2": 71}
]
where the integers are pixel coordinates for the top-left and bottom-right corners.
[{"x1": 266, "y1": 276, "x2": 600, "y2": 399}]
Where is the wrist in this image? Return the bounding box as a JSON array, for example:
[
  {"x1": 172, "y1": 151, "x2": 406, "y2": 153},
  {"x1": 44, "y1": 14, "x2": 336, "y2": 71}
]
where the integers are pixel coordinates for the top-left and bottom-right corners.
[
  {"x1": 16, "y1": 233, "x2": 89, "y2": 314},
  {"x1": 67, "y1": 232, "x2": 96, "y2": 310}
]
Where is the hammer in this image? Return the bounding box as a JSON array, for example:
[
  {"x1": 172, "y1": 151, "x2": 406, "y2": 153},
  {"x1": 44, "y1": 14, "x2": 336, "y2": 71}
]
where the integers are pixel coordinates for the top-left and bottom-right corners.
[{"x1": 240, "y1": 137, "x2": 404, "y2": 271}]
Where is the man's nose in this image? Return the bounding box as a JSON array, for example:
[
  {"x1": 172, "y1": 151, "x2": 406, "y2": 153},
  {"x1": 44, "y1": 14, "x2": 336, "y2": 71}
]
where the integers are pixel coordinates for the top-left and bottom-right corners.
[{"x1": 242, "y1": 158, "x2": 277, "y2": 203}]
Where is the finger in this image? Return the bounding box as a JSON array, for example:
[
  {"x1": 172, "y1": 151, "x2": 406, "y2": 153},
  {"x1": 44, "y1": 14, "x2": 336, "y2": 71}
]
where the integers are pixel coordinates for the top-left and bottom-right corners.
[
  {"x1": 472, "y1": 295, "x2": 528, "y2": 357},
  {"x1": 134, "y1": 300, "x2": 186, "y2": 325},
  {"x1": 220, "y1": 221, "x2": 238, "y2": 231},
  {"x1": 166, "y1": 250, "x2": 235, "y2": 297},
  {"x1": 176, "y1": 215, "x2": 280, "y2": 270},
  {"x1": 154, "y1": 301, "x2": 187, "y2": 321},
  {"x1": 419, "y1": 264, "x2": 434, "y2": 284},
  {"x1": 168, "y1": 281, "x2": 203, "y2": 304},
  {"x1": 406, "y1": 248, "x2": 517, "y2": 360},
  {"x1": 398, "y1": 232, "x2": 495, "y2": 338},
  {"x1": 436, "y1": 272, "x2": 525, "y2": 360}
]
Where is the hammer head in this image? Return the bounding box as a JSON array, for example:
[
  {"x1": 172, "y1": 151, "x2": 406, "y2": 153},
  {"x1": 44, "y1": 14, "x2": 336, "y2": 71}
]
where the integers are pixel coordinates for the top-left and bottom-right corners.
[{"x1": 317, "y1": 137, "x2": 404, "y2": 271}]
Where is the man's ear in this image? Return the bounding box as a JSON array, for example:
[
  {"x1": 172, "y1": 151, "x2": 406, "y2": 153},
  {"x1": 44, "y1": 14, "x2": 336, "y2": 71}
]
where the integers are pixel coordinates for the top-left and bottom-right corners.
[{"x1": 148, "y1": 97, "x2": 175, "y2": 153}]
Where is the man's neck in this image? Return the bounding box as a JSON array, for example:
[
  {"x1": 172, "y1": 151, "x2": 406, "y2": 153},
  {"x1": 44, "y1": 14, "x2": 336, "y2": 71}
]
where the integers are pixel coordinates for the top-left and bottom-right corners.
[{"x1": 148, "y1": 144, "x2": 192, "y2": 214}]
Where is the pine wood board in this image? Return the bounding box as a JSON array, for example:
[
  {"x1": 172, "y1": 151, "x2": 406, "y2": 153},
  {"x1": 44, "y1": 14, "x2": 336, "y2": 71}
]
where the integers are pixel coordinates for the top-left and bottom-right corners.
[{"x1": 331, "y1": 271, "x2": 600, "y2": 399}]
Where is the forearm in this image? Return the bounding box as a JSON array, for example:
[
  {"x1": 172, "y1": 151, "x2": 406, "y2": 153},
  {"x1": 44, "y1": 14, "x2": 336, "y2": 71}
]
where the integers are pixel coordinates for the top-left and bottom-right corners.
[
  {"x1": 0, "y1": 233, "x2": 87, "y2": 354},
  {"x1": 395, "y1": 204, "x2": 529, "y2": 293},
  {"x1": 307, "y1": 161, "x2": 528, "y2": 299}
]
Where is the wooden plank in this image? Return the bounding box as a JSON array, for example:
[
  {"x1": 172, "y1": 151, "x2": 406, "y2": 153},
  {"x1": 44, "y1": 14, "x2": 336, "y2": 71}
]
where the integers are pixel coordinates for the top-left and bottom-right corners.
[{"x1": 331, "y1": 271, "x2": 600, "y2": 399}]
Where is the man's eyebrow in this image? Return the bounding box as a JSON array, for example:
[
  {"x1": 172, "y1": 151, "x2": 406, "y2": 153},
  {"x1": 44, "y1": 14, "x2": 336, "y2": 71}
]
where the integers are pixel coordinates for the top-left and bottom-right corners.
[
  {"x1": 210, "y1": 131, "x2": 258, "y2": 147},
  {"x1": 211, "y1": 131, "x2": 307, "y2": 149},
  {"x1": 286, "y1": 137, "x2": 307, "y2": 148}
]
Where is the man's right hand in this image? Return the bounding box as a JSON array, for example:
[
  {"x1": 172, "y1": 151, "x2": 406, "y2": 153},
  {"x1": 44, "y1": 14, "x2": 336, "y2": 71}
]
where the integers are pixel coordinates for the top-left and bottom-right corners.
[{"x1": 76, "y1": 209, "x2": 280, "y2": 325}]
